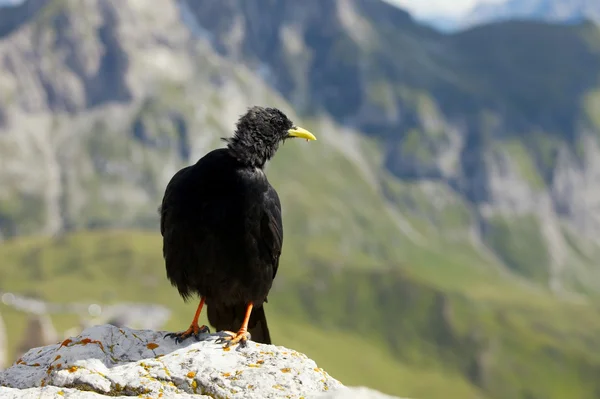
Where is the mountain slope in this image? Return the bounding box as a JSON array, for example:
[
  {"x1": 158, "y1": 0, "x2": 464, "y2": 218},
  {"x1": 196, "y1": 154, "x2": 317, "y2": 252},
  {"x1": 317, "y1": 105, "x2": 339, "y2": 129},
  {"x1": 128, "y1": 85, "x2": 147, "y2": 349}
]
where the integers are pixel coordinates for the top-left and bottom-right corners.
[
  {"x1": 182, "y1": 0, "x2": 600, "y2": 296},
  {"x1": 5, "y1": 0, "x2": 600, "y2": 296},
  {"x1": 4, "y1": 231, "x2": 600, "y2": 399},
  {"x1": 4, "y1": 0, "x2": 600, "y2": 295}
]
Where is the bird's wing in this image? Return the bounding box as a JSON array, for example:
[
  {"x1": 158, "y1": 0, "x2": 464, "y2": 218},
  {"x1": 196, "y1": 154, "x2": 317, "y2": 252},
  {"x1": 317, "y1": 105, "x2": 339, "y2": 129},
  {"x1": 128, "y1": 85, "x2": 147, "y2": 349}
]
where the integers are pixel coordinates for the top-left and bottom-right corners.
[
  {"x1": 159, "y1": 166, "x2": 190, "y2": 237},
  {"x1": 160, "y1": 149, "x2": 240, "y2": 301},
  {"x1": 160, "y1": 164, "x2": 214, "y2": 301},
  {"x1": 261, "y1": 185, "x2": 283, "y2": 281}
]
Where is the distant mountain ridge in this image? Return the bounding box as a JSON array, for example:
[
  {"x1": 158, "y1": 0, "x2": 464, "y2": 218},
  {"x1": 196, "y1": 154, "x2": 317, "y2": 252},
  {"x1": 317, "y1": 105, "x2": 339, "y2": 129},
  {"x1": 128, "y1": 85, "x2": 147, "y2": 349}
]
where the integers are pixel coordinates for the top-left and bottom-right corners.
[{"x1": 463, "y1": 0, "x2": 600, "y2": 28}]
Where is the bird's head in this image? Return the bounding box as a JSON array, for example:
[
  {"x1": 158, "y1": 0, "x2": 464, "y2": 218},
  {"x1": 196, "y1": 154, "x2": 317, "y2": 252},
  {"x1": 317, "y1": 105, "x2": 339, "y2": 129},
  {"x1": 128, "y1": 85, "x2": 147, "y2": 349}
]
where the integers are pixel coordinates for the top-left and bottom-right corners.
[{"x1": 223, "y1": 106, "x2": 317, "y2": 168}]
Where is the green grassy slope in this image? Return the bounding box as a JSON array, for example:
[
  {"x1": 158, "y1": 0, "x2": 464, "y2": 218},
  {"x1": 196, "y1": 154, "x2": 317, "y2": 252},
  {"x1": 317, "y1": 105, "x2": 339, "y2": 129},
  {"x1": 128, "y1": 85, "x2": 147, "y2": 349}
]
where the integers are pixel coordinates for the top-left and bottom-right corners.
[
  {"x1": 0, "y1": 231, "x2": 484, "y2": 399},
  {"x1": 2, "y1": 230, "x2": 600, "y2": 399}
]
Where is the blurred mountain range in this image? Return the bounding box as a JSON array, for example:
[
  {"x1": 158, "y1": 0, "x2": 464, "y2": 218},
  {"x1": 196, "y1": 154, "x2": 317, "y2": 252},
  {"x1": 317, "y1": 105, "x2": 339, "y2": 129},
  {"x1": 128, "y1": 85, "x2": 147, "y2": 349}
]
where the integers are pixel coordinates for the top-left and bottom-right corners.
[
  {"x1": 1, "y1": 0, "x2": 600, "y2": 398},
  {"x1": 464, "y1": 0, "x2": 600, "y2": 28},
  {"x1": 3, "y1": 0, "x2": 600, "y2": 294}
]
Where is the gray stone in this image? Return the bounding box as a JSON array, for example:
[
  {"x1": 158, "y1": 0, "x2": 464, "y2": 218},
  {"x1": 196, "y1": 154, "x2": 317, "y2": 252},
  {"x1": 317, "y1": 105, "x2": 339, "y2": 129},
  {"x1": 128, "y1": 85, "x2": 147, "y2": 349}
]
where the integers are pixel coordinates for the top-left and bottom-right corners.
[{"x1": 0, "y1": 324, "x2": 361, "y2": 398}]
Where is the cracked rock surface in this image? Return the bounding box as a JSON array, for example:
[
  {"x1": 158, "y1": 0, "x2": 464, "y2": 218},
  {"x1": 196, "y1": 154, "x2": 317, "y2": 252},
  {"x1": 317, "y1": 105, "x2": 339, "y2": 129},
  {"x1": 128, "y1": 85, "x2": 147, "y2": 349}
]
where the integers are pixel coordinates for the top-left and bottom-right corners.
[{"x1": 0, "y1": 324, "x2": 355, "y2": 398}]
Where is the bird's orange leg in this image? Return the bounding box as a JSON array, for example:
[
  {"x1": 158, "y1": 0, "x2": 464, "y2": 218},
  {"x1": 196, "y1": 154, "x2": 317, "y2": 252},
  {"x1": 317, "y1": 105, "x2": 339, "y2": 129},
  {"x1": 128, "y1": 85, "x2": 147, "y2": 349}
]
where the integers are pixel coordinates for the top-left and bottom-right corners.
[
  {"x1": 164, "y1": 296, "x2": 210, "y2": 343},
  {"x1": 216, "y1": 302, "x2": 253, "y2": 348}
]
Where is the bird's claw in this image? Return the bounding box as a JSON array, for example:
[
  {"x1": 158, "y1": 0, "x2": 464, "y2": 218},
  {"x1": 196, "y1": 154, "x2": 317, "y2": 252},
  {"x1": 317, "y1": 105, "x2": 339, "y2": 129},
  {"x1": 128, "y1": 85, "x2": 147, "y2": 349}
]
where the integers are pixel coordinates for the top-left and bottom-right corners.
[
  {"x1": 164, "y1": 324, "x2": 210, "y2": 344},
  {"x1": 216, "y1": 330, "x2": 251, "y2": 348}
]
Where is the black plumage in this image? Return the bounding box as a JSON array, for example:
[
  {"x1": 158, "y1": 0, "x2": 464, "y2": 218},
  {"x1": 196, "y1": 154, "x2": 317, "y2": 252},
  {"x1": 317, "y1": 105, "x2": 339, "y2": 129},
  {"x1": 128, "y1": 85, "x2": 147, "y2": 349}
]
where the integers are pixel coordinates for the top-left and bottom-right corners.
[{"x1": 160, "y1": 106, "x2": 316, "y2": 347}]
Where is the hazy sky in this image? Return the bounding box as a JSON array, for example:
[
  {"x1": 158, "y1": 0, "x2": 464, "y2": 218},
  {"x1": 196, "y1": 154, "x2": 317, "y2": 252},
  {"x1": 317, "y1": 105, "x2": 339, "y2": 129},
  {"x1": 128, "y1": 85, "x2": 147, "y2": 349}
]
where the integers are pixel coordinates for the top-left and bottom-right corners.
[{"x1": 388, "y1": 0, "x2": 506, "y2": 18}]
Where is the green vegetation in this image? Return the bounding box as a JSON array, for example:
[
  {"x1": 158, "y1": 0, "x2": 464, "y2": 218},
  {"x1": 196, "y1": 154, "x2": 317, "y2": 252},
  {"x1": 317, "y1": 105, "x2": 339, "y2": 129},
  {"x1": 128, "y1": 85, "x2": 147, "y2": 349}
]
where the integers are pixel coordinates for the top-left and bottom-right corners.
[
  {"x1": 3, "y1": 230, "x2": 600, "y2": 399},
  {"x1": 0, "y1": 194, "x2": 46, "y2": 237},
  {"x1": 583, "y1": 89, "x2": 600, "y2": 132},
  {"x1": 381, "y1": 178, "x2": 473, "y2": 231},
  {"x1": 498, "y1": 140, "x2": 546, "y2": 189},
  {"x1": 399, "y1": 129, "x2": 437, "y2": 164},
  {"x1": 525, "y1": 130, "x2": 563, "y2": 179},
  {"x1": 483, "y1": 215, "x2": 550, "y2": 282},
  {"x1": 366, "y1": 80, "x2": 397, "y2": 115}
]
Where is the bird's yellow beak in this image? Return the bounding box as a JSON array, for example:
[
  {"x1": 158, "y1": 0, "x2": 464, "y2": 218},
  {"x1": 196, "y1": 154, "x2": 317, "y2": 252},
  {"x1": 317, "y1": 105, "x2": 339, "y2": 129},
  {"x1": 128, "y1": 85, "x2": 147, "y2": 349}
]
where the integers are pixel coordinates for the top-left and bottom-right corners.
[{"x1": 287, "y1": 126, "x2": 317, "y2": 141}]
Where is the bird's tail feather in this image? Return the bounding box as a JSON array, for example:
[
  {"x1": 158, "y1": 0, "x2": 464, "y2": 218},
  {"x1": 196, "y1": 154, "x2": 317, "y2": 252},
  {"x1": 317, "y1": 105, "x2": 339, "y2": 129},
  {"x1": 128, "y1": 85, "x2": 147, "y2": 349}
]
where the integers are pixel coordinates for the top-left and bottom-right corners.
[{"x1": 207, "y1": 303, "x2": 272, "y2": 345}]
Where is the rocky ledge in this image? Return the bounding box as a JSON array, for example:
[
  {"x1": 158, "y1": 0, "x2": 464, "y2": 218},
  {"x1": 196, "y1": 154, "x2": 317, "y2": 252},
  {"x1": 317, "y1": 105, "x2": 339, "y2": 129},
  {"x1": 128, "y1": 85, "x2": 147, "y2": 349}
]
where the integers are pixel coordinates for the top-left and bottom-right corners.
[{"x1": 0, "y1": 324, "x2": 400, "y2": 398}]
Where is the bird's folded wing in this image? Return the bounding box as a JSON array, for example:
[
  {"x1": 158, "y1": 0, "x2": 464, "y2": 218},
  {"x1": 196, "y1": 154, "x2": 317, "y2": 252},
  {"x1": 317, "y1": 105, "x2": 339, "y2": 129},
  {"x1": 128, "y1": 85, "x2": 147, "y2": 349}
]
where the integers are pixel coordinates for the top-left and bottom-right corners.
[{"x1": 261, "y1": 186, "x2": 283, "y2": 281}]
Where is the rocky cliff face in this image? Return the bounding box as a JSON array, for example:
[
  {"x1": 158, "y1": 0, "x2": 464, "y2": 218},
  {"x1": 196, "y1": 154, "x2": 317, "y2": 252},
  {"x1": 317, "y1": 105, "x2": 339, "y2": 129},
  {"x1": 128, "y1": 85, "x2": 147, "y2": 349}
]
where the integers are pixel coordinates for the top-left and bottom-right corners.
[{"x1": 0, "y1": 0, "x2": 303, "y2": 236}]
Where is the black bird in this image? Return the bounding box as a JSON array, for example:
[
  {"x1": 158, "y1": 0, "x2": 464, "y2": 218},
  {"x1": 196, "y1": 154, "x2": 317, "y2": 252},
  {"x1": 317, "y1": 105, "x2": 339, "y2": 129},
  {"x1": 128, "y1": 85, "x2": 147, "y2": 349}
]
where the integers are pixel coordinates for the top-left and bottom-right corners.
[{"x1": 160, "y1": 106, "x2": 317, "y2": 348}]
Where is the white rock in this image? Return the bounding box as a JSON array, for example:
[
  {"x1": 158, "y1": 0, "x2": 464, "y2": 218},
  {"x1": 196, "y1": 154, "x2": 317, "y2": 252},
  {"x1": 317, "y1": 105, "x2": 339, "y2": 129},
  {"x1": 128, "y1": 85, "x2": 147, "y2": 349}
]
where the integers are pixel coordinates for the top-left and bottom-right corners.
[
  {"x1": 0, "y1": 385, "x2": 405, "y2": 398},
  {"x1": 0, "y1": 385, "x2": 201, "y2": 398},
  {"x1": 0, "y1": 324, "x2": 350, "y2": 398}
]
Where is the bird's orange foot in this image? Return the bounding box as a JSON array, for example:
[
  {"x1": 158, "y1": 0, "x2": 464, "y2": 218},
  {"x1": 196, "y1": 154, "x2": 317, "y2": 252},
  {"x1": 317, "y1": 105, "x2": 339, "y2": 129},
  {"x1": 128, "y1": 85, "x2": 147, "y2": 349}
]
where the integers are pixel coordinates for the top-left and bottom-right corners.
[
  {"x1": 164, "y1": 324, "x2": 210, "y2": 344},
  {"x1": 216, "y1": 330, "x2": 251, "y2": 348}
]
